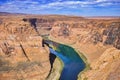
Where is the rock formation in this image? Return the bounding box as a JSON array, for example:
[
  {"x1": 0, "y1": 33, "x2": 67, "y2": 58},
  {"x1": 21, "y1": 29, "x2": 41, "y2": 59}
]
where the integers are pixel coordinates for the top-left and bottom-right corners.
[
  {"x1": 0, "y1": 15, "x2": 50, "y2": 80},
  {"x1": 0, "y1": 13, "x2": 120, "y2": 80}
]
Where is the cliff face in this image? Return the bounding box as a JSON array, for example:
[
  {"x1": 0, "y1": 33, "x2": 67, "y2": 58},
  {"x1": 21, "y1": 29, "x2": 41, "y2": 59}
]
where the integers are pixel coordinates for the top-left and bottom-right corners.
[
  {"x1": 0, "y1": 14, "x2": 120, "y2": 80},
  {"x1": 80, "y1": 48, "x2": 120, "y2": 80},
  {"x1": 0, "y1": 16, "x2": 50, "y2": 80},
  {"x1": 103, "y1": 22, "x2": 120, "y2": 48},
  {"x1": 51, "y1": 19, "x2": 120, "y2": 49},
  {"x1": 49, "y1": 18, "x2": 120, "y2": 80}
]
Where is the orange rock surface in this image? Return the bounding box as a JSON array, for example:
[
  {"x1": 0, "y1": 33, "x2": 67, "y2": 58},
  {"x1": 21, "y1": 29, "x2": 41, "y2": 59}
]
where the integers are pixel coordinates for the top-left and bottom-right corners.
[{"x1": 0, "y1": 13, "x2": 120, "y2": 80}]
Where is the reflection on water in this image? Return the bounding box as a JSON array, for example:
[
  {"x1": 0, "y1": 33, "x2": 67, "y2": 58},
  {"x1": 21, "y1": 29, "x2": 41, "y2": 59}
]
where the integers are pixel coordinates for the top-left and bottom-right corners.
[{"x1": 50, "y1": 48, "x2": 70, "y2": 64}]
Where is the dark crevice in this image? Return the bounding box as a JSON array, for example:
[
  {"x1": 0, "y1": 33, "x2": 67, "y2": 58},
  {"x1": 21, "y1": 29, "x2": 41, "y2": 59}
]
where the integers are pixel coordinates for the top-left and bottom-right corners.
[{"x1": 20, "y1": 43, "x2": 30, "y2": 61}]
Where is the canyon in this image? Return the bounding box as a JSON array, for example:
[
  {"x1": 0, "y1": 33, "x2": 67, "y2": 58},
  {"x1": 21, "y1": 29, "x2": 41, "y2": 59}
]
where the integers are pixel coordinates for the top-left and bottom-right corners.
[{"x1": 0, "y1": 13, "x2": 120, "y2": 80}]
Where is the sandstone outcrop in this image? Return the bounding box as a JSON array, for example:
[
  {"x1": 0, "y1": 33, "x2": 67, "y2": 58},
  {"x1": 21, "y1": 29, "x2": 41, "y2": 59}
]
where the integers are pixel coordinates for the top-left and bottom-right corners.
[
  {"x1": 80, "y1": 48, "x2": 120, "y2": 80},
  {"x1": 0, "y1": 16, "x2": 50, "y2": 80},
  {"x1": 0, "y1": 13, "x2": 120, "y2": 80},
  {"x1": 49, "y1": 17, "x2": 120, "y2": 80}
]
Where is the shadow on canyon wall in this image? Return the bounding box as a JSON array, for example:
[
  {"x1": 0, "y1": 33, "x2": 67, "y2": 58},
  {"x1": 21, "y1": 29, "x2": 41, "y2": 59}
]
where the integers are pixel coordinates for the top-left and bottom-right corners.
[
  {"x1": 29, "y1": 18, "x2": 37, "y2": 31},
  {"x1": 23, "y1": 18, "x2": 39, "y2": 34},
  {"x1": 47, "y1": 53, "x2": 56, "y2": 78},
  {"x1": 42, "y1": 39, "x2": 57, "y2": 78}
]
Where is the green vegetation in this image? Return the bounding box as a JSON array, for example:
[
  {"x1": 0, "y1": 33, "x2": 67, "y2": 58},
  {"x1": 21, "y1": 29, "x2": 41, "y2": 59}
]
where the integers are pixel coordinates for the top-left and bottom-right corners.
[
  {"x1": 46, "y1": 57, "x2": 64, "y2": 80},
  {"x1": 76, "y1": 50, "x2": 90, "y2": 80},
  {"x1": 47, "y1": 37, "x2": 90, "y2": 80},
  {"x1": 57, "y1": 44, "x2": 90, "y2": 80},
  {"x1": 56, "y1": 57, "x2": 64, "y2": 80}
]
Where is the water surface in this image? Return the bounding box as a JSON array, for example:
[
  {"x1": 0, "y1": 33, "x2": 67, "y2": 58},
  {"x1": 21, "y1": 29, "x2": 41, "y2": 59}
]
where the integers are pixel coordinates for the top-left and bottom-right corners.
[{"x1": 49, "y1": 43, "x2": 85, "y2": 80}]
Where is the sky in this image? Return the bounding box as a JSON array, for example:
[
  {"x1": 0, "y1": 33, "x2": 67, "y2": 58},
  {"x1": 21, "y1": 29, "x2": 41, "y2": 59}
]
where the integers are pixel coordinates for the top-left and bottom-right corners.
[{"x1": 0, "y1": 0, "x2": 120, "y2": 16}]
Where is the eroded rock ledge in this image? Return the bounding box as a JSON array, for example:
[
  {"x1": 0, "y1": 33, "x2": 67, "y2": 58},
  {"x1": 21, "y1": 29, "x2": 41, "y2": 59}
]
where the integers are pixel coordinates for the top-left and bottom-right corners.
[{"x1": 0, "y1": 14, "x2": 120, "y2": 80}]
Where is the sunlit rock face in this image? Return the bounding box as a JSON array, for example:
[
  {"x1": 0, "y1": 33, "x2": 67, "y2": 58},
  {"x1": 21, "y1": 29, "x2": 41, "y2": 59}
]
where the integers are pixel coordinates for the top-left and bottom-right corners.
[
  {"x1": 0, "y1": 13, "x2": 120, "y2": 80},
  {"x1": 0, "y1": 15, "x2": 50, "y2": 80},
  {"x1": 49, "y1": 17, "x2": 120, "y2": 80},
  {"x1": 51, "y1": 19, "x2": 120, "y2": 49},
  {"x1": 80, "y1": 48, "x2": 120, "y2": 80}
]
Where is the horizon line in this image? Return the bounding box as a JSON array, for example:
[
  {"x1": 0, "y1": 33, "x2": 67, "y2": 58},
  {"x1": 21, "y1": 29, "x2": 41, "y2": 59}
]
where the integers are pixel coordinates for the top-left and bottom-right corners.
[{"x1": 0, "y1": 11, "x2": 120, "y2": 18}]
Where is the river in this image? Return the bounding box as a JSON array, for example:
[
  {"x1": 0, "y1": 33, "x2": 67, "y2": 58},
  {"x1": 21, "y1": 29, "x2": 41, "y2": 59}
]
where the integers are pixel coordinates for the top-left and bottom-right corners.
[{"x1": 43, "y1": 40, "x2": 85, "y2": 80}]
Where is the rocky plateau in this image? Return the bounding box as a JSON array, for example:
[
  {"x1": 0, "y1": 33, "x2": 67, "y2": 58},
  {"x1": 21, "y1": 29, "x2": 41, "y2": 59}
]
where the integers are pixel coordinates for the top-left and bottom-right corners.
[{"x1": 0, "y1": 13, "x2": 120, "y2": 80}]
